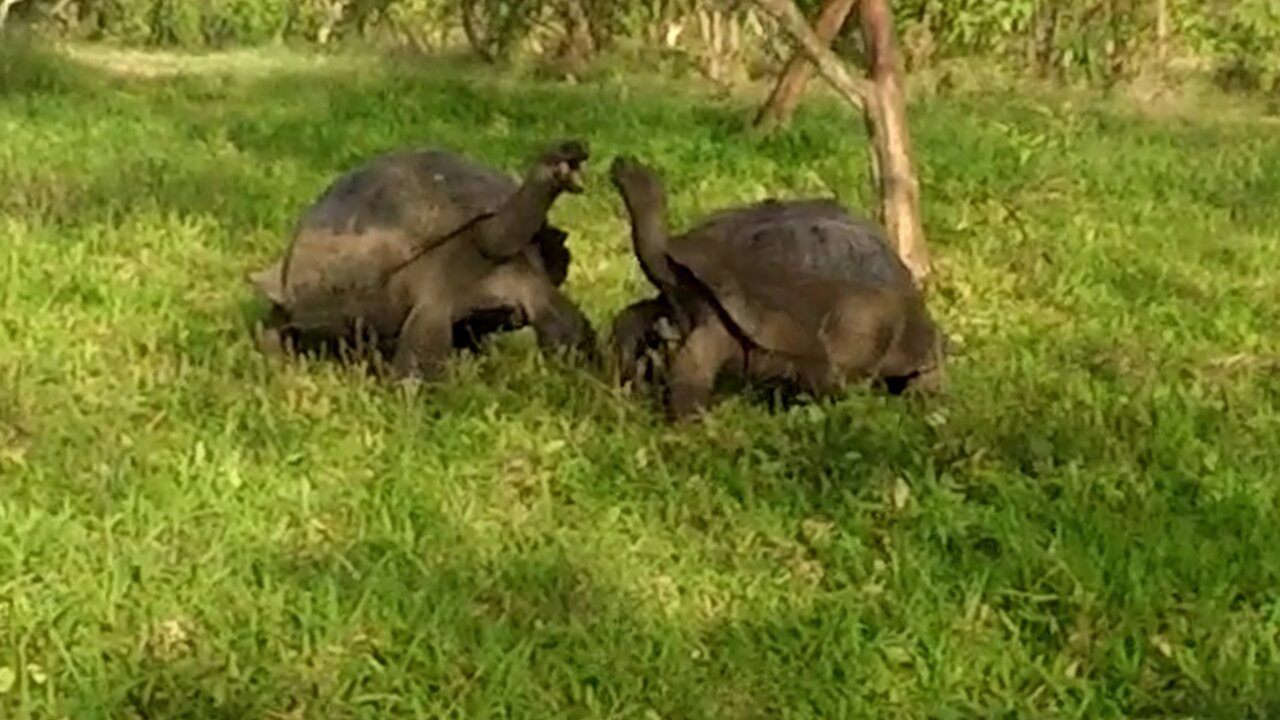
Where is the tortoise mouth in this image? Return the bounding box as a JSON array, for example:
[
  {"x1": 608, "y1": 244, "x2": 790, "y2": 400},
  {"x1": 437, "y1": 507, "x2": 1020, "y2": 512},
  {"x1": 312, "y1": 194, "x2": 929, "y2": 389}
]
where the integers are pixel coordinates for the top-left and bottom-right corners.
[
  {"x1": 903, "y1": 362, "x2": 945, "y2": 395},
  {"x1": 563, "y1": 165, "x2": 586, "y2": 194}
]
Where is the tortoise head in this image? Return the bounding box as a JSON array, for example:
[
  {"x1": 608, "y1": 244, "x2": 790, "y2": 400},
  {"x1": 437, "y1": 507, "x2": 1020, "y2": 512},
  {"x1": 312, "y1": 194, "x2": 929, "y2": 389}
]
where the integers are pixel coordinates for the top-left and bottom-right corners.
[
  {"x1": 899, "y1": 326, "x2": 949, "y2": 395},
  {"x1": 609, "y1": 154, "x2": 665, "y2": 212},
  {"x1": 531, "y1": 139, "x2": 590, "y2": 194}
]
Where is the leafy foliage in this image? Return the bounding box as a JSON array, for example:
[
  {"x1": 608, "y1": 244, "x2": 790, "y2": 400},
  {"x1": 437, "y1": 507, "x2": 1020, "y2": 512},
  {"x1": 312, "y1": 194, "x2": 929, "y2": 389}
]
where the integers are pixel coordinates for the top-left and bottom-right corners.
[
  {"x1": 893, "y1": 0, "x2": 1280, "y2": 90},
  {"x1": 7, "y1": 0, "x2": 1280, "y2": 90}
]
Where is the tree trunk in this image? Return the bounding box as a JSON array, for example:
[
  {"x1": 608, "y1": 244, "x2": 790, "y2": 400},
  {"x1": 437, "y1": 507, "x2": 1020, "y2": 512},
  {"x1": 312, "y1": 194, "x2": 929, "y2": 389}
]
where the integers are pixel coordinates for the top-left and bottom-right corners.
[
  {"x1": 1155, "y1": 0, "x2": 1168, "y2": 66},
  {"x1": 858, "y1": 0, "x2": 930, "y2": 282},
  {"x1": 0, "y1": 0, "x2": 28, "y2": 30},
  {"x1": 563, "y1": 0, "x2": 597, "y2": 61},
  {"x1": 754, "y1": 0, "x2": 857, "y2": 130},
  {"x1": 317, "y1": 0, "x2": 346, "y2": 45},
  {"x1": 755, "y1": 0, "x2": 932, "y2": 284}
]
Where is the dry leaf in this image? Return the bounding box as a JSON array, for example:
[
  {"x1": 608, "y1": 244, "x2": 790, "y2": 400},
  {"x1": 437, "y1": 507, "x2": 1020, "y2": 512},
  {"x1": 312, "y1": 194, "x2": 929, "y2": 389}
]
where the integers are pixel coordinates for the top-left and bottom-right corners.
[
  {"x1": 800, "y1": 517, "x2": 835, "y2": 546},
  {"x1": 892, "y1": 478, "x2": 911, "y2": 511},
  {"x1": 1151, "y1": 634, "x2": 1174, "y2": 658}
]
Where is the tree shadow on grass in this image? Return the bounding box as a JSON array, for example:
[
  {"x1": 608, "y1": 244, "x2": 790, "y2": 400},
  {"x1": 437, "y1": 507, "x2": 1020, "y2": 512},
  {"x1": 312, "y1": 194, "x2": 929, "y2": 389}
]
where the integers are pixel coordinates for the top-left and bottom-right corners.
[
  {"x1": 0, "y1": 33, "x2": 99, "y2": 99},
  {"x1": 99, "y1": 516, "x2": 784, "y2": 719},
  {"x1": 93, "y1": 481, "x2": 1280, "y2": 719},
  {"x1": 467, "y1": 359, "x2": 1280, "y2": 715},
  {"x1": 33, "y1": 44, "x2": 863, "y2": 215},
  {"x1": 34, "y1": 252, "x2": 1280, "y2": 718}
]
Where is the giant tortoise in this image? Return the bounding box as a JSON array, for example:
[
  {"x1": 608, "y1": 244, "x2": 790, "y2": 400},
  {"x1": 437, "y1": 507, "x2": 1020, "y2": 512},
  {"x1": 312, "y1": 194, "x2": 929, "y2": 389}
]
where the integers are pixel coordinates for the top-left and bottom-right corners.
[
  {"x1": 249, "y1": 140, "x2": 596, "y2": 379},
  {"x1": 607, "y1": 154, "x2": 944, "y2": 419}
]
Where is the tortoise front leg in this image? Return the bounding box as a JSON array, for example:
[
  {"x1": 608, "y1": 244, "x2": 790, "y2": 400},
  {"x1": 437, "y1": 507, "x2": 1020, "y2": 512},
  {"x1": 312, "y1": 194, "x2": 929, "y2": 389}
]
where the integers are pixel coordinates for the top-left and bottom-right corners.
[
  {"x1": 608, "y1": 296, "x2": 671, "y2": 386},
  {"x1": 479, "y1": 263, "x2": 598, "y2": 365},
  {"x1": 666, "y1": 317, "x2": 742, "y2": 421},
  {"x1": 819, "y1": 288, "x2": 904, "y2": 386},
  {"x1": 390, "y1": 301, "x2": 455, "y2": 381},
  {"x1": 796, "y1": 358, "x2": 850, "y2": 399},
  {"x1": 528, "y1": 286, "x2": 597, "y2": 365},
  {"x1": 254, "y1": 303, "x2": 291, "y2": 358}
]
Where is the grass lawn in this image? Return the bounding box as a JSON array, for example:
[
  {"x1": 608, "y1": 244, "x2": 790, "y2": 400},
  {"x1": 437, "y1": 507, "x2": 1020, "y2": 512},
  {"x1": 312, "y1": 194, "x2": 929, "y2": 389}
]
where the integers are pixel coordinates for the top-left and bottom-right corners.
[{"x1": 2, "y1": 40, "x2": 1280, "y2": 718}]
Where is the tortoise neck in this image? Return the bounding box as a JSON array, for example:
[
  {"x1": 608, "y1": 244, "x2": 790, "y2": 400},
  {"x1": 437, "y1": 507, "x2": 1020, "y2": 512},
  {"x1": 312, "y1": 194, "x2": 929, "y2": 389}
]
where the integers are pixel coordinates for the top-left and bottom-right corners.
[
  {"x1": 502, "y1": 179, "x2": 560, "y2": 235},
  {"x1": 478, "y1": 179, "x2": 561, "y2": 259},
  {"x1": 620, "y1": 188, "x2": 676, "y2": 291}
]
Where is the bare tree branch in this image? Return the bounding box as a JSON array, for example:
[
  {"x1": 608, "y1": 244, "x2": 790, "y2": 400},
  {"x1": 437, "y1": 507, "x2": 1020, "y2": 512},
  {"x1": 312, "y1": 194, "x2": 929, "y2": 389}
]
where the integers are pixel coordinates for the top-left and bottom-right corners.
[
  {"x1": 753, "y1": 0, "x2": 875, "y2": 111},
  {"x1": 754, "y1": 0, "x2": 857, "y2": 130},
  {"x1": 0, "y1": 0, "x2": 30, "y2": 31},
  {"x1": 1155, "y1": 0, "x2": 1169, "y2": 65},
  {"x1": 754, "y1": 0, "x2": 932, "y2": 283}
]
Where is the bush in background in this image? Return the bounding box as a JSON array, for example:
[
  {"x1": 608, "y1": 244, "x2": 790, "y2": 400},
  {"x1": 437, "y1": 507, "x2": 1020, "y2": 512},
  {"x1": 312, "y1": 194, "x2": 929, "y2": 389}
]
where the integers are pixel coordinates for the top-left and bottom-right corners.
[{"x1": 3, "y1": 0, "x2": 1278, "y2": 92}]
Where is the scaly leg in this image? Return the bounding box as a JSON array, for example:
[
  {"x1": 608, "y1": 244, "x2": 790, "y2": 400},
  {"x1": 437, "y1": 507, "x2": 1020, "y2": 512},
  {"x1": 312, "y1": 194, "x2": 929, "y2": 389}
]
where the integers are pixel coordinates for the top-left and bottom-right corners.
[
  {"x1": 667, "y1": 317, "x2": 742, "y2": 421},
  {"x1": 476, "y1": 263, "x2": 597, "y2": 364},
  {"x1": 819, "y1": 289, "x2": 902, "y2": 386},
  {"x1": 529, "y1": 286, "x2": 597, "y2": 364},
  {"x1": 390, "y1": 301, "x2": 455, "y2": 381},
  {"x1": 608, "y1": 296, "x2": 671, "y2": 385},
  {"x1": 254, "y1": 303, "x2": 291, "y2": 358}
]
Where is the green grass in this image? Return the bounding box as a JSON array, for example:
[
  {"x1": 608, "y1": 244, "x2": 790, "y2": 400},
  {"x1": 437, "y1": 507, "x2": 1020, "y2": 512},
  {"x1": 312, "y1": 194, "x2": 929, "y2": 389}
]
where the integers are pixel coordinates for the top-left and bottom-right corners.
[{"x1": 2, "y1": 38, "x2": 1280, "y2": 718}]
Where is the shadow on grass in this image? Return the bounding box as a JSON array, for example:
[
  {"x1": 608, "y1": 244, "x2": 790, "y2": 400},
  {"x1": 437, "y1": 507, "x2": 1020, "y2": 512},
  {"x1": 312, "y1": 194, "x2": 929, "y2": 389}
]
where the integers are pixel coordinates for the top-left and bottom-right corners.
[
  {"x1": 6, "y1": 38, "x2": 879, "y2": 220},
  {"x1": 102, "y1": 509, "x2": 780, "y2": 718},
  {"x1": 0, "y1": 32, "x2": 99, "y2": 98},
  {"x1": 97, "y1": 489, "x2": 1280, "y2": 718}
]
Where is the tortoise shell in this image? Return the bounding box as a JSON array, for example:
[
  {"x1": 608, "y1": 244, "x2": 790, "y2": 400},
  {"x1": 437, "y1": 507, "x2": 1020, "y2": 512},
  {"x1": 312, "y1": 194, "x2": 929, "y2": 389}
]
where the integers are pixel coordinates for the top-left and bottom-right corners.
[{"x1": 666, "y1": 198, "x2": 926, "y2": 363}]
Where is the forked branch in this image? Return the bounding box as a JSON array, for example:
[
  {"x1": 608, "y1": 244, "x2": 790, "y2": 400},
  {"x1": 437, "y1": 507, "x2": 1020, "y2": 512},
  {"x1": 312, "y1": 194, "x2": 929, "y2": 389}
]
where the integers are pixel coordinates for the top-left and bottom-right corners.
[
  {"x1": 754, "y1": 0, "x2": 875, "y2": 111},
  {"x1": 754, "y1": 0, "x2": 932, "y2": 284},
  {"x1": 755, "y1": 0, "x2": 857, "y2": 130},
  {"x1": 0, "y1": 0, "x2": 30, "y2": 30}
]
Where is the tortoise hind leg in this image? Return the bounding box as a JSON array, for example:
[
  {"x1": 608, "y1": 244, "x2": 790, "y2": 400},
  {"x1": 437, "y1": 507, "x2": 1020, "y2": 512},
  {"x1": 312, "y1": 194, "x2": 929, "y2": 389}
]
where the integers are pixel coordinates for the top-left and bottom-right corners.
[{"x1": 667, "y1": 317, "x2": 743, "y2": 421}]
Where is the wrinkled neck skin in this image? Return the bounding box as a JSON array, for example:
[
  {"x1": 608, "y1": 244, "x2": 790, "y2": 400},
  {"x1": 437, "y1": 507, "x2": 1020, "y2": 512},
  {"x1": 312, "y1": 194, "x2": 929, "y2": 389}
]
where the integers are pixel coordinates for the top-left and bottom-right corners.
[
  {"x1": 618, "y1": 181, "x2": 705, "y2": 338},
  {"x1": 476, "y1": 178, "x2": 561, "y2": 259},
  {"x1": 620, "y1": 186, "x2": 678, "y2": 293}
]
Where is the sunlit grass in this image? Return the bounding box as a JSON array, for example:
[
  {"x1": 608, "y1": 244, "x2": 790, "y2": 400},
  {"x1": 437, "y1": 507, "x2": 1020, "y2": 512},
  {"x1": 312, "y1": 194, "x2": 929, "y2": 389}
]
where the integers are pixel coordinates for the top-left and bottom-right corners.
[{"x1": 1, "y1": 39, "x2": 1279, "y2": 718}]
